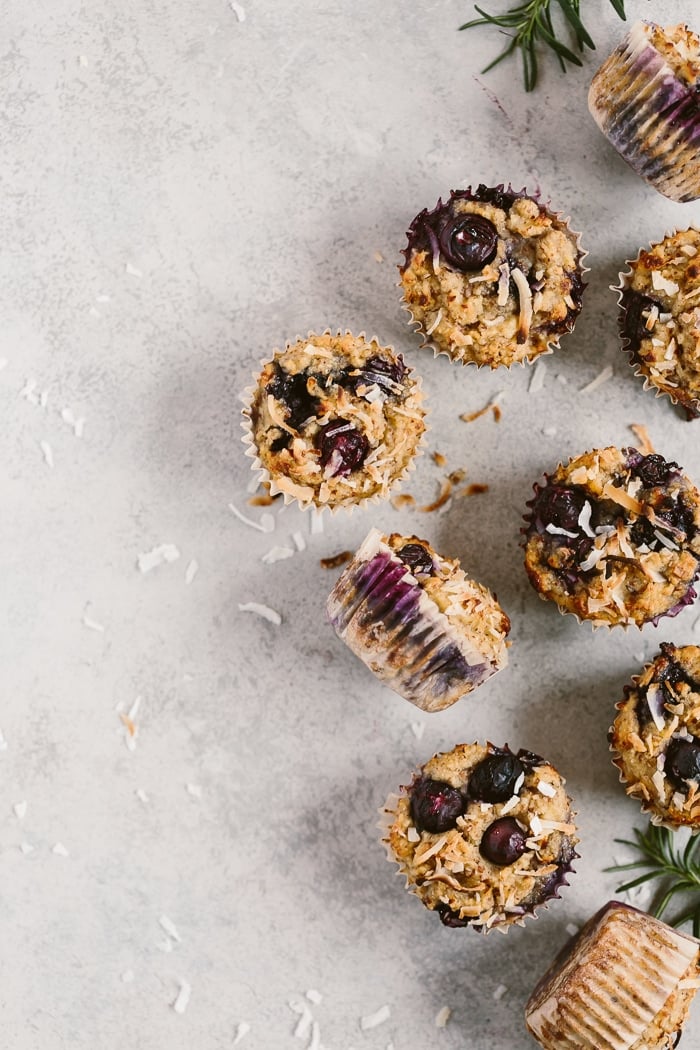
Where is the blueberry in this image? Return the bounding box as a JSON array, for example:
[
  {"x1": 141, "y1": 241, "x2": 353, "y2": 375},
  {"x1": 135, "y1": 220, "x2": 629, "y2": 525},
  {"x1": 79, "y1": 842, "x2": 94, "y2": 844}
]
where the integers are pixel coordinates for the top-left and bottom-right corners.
[
  {"x1": 363, "y1": 354, "x2": 407, "y2": 389},
  {"x1": 436, "y1": 903, "x2": 470, "y2": 927},
  {"x1": 397, "y1": 543, "x2": 434, "y2": 576},
  {"x1": 655, "y1": 495, "x2": 696, "y2": 540},
  {"x1": 630, "y1": 454, "x2": 674, "y2": 488},
  {"x1": 619, "y1": 290, "x2": 663, "y2": 350},
  {"x1": 266, "y1": 367, "x2": 319, "y2": 430},
  {"x1": 468, "y1": 752, "x2": 525, "y2": 803},
  {"x1": 666, "y1": 738, "x2": 700, "y2": 788},
  {"x1": 438, "y1": 214, "x2": 498, "y2": 272},
  {"x1": 532, "y1": 485, "x2": 584, "y2": 533},
  {"x1": 317, "y1": 419, "x2": 369, "y2": 477},
  {"x1": 410, "y1": 777, "x2": 465, "y2": 833},
  {"x1": 479, "y1": 817, "x2": 527, "y2": 866},
  {"x1": 629, "y1": 515, "x2": 658, "y2": 548}
]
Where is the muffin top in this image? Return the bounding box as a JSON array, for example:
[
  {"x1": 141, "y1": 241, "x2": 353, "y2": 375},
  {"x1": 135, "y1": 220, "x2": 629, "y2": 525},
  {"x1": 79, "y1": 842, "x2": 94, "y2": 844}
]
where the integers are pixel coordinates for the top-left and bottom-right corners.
[
  {"x1": 399, "y1": 185, "x2": 584, "y2": 369},
  {"x1": 384, "y1": 742, "x2": 577, "y2": 931},
  {"x1": 619, "y1": 228, "x2": 700, "y2": 418},
  {"x1": 245, "y1": 331, "x2": 426, "y2": 509},
  {"x1": 611, "y1": 643, "x2": 700, "y2": 828},
  {"x1": 523, "y1": 447, "x2": 700, "y2": 627}
]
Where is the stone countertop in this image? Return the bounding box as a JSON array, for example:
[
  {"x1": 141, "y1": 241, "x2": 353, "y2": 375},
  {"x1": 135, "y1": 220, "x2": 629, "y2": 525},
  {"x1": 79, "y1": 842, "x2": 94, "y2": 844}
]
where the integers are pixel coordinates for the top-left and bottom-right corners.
[{"x1": 4, "y1": 1, "x2": 700, "y2": 1047}]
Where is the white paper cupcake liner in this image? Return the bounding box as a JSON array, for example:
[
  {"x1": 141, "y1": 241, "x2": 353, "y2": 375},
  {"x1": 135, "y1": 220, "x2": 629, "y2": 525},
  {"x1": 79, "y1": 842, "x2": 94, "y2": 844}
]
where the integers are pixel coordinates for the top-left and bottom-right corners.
[
  {"x1": 240, "y1": 329, "x2": 428, "y2": 513},
  {"x1": 589, "y1": 21, "x2": 700, "y2": 203},
  {"x1": 326, "y1": 528, "x2": 508, "y2": 711},
  {"x1": 398, "y1": 185, "x2": 588, "y2": 370}
]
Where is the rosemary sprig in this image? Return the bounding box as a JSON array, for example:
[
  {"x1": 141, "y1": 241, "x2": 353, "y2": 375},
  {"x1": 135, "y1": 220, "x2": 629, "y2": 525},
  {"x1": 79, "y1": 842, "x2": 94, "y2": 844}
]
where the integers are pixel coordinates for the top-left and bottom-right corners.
[
  {"x1": 606, "y1": 823, "x2": 700, "y2": 938},
  {"x1": 460, "y1": 0, "x2": 626, "y2": 92}
]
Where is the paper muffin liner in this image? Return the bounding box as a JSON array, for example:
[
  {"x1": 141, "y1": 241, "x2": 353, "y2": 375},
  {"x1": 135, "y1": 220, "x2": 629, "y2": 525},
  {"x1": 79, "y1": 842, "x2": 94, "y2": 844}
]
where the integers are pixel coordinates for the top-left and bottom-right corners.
[
  {"x1": 609, "y1": 647, "x2": 700, "y2": 832},
  {"x1": 588, "y1": 21, "x2": 700, "y2": 204},
  {"x1": 526, "y1": 901, "x2": 700, "y2": 1050},
  {"x1": 398, "y1": 184, "x2": 588, "y2": 370},
  {"x1": 615, "y1": 228, "x2": 700, "y2": 421},
  {"x1": 522, "y1": 448, "x2": 700, "y2": 631},
  {"x1": 240, "y1": 329, "x2": 428, "y2": 514},
  {"x1": 377, "y1": 744, "x2": 578, "y2": 935},
  {"x1": 326, "y1": 528, "x2": 509, "y2": 711}
]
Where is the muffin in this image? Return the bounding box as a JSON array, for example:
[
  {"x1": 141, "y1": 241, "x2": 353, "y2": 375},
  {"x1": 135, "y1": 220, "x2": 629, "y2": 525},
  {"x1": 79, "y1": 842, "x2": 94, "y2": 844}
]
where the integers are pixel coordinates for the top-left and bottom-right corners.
[
  {"x1": 589, "y1": 21, "x2": 700, "y2": 204},
  {"x1": 327, "y1": 528, "x2": 510, "y2": 712},
  {"x1": 526, "y1": 901, "x2": 700, "y2": 1049},
  {"x1": 611, "y1": 643, "x2": 700, "y2": 828},
  {"x1": 381, "y1": 742, "x2": 577, "y2": 931},
  {"x1": 399, "y1": 184, "x2": 585, "y2": 368},
  {"x1": 241, "y1": 331, "x2": 426, "y2": 510},
  {"x1": 523, "y1": 447, "x2": 700, "y2": 628},
  {"x1": 618, "y1": 228, "x2": 700, "y2": 419}
]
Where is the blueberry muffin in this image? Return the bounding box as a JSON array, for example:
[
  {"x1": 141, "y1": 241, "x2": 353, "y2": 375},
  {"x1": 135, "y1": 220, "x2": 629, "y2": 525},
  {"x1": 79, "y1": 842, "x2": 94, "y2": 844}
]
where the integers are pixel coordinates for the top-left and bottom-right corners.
[
  {"x1": 611, "y1": 644, "x2": 700, "y2": 828},
  {"x1": 242, "y1": 331, "x2": 426, "y2": 510},
  {"x1": 618, "y1": 228, "x2": 700, "y2": 419},
  {"x1": 523, "y1": 447, "x2": 700, "y2": 628},
  {"x1": 327, "y1": 529, "x2": 510, "y2": 712},
  {"x1": 399, "y1": 184, "x2": 585, "y2": 368},
  {"x1": 526, "y1": 901, "x2": 700, "y2": 1049},
  {"x1": 589, "y1": 21, "x2": 700, "y2": 203},
  {"x1": 381, "y1": 742, "x2": 577, "y2": 931}
]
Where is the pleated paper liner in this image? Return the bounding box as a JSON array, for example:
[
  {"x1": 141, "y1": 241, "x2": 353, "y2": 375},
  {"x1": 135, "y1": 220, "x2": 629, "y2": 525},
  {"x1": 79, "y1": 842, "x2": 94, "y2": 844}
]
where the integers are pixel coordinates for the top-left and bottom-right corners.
[
  {"x1": 589, "y1": 21, "x2": 700, "y2": 204},
  {"x1": 615, "y1": 227, "x2": 700, "y2": 421},
  {"x1": 522, "y1": 447, "x2": 700, "y2": 631},
  {"x1": 526, "y1": 901, "x2": 700, "y2": 1050},
  {"x1": 398, "y1": 184, "x2": 588, "y2": 370},
  {"x1": 377, "y1": 743, "x2": 578, "y2": 936},
  {"x1": 609, "y1": 646, "x2": 700, "y2": 832},
  {"x1": 240, "y1": 329, "x2": 428, "y2": 513},
  {"x1": 326, "y1": 527, "x2": 509, "y2": 713}
]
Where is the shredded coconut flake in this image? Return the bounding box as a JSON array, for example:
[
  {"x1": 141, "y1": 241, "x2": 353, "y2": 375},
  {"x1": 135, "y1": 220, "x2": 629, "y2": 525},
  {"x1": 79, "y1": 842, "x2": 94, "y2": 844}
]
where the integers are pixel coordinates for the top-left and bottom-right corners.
[
  {"x1": 238, "y1": 602, "x2": 281, "y2": 625},
  {"x1": 546, "y1": 523, "x2": 578, "y2": 538},
  {"x1": 542, "y1": 425, "x2": 557, "y2": 437},
  {"x1": 536, "y1": 780, "x2": 556, "y2": 798},
  {"x1": 186, "y1": 782, "x2": 202, "y2": 798},
  {"x1": 52, "y1": 842, "x2": 69, "y2": 857},
  {"x1": 652, "y1": 769, "x2": 667, "y2": 799},
  {"x1": 229, "y1": 502, "x2": 275, "y2": 533},
  {"x1": 261, "y1": 546, "x2": 295, "y2": 564},
  {"x1": 13, "y1": 800, "x2": 27, "y2": 820},
  {"x1": 410, "y1": 721, "x2": 425, "y2": 740},
  {"x1": 292, "y1": 531, "x2": 306, "y2": 552},
  {"x1": 360, "y1": 1005, "x2": 391, "y2": 1030},
  {"x1": 19, "y1": 841, "x2": 34, "y2": 855},
  {"x1": 435, "y1": 1006, "x2": 451, "y2": 1028},
  {"x1": 499, "y1": 795, "x2": 519, "y2": 814},
  {"x1": 653, "y1": 529, "x2": 679, "y2": 551},
  {"x1": 565, "y1": 923, "x2": 579, "y2": 937},
  {"x1": 579, "y1": 365, "x2": 613, "y2": 393},
  {"x1": 172, "y1": 980, "x2": 191, "y2": 1014},
  {"x1": 40, "y1": 440, "x2": 54, "y2": 468},
  {"x1": 137, "y1": 544, "x2": 180, "y2": 573},
  {"x1": 425, "y1": 309, "x2": 443, "y2": 336},
  {"x1": 159, "y1": 914, "x2": 181, "y2": 942},
  {"x1": 185, "y1": 559, "x2": 199, "y2": 584},
  {"x1": 121, "y1": 970, "x2": 135, "y2": 984},
  {"x1": 493, "y1": 985, "x2": 508, "y2": 1001},
  {"x1": 511, "y1": 267, "x2": 533, "y2": 341},
  {"x1": 0, "y1": 729, "x2": 7, "y2": 752},
  {"x1": 82, "y1": 604, "x2": 105, "y2": 632},
  {"x1": 229, "y1": 0, "x2": 246, "y2": 20},
  {"x1": 233, "y1": 1022, "x2": 251, "y2": 1045},
  {"x1": 407, "y1": 826, "x2": 420, "y2": 842},
  {"x1": 651, "y1": 270, "x2": 680, "y2": 296},
  {"x1": 125, "y1": 262, "x2": 143, "y2": 278},
  {"x1": 135, "y1": 788, "x2": 149, "y2": 804},
  {"x1": 578, "y1": 501, "x2": 595, "y2": 538},
  {"x1": 0, "y1": 357, "x2": 7, "y2": 371},
  {"x1": 305, "y1": 989, "x2": 322, "y2": 1004},
  {"x1": 309, "y1": 511, "x2": 324, "y2": 535},
  {"x1": 529, "y1": 361, "x2": 546, "y2": 393}
]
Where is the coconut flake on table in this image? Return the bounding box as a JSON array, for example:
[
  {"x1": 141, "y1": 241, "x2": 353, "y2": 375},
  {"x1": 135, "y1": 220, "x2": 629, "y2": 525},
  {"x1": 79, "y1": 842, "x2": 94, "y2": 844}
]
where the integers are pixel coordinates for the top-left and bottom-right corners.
[
  {"x1": 0, "y1": 728, "x2": 7, "y2": 752},
  {"x1": 305, "y1": 990, "x2": 322, "y2": 1004},
  {"x1": 20, "y1": 378, "x2": 39, "y2": 404},
  {"x1": 229, "y1": 1, "x2": 246, "y2": 20},
  {"x1": 159, "y1": 914, "x2": 181, "y2": 942},
  {"x1": 307, "y1": 1021, "x2": 321, "y2": 1050},
  {"x1": 125, "y1": 262, "x2": 143, "y2": 278},
  {"x1": 135, "y1": 788, "x2": 149, "y2": 804},
  {"x1": 579, "y1": 365, "x2": 613, "y2": 394},
  {"x1": 39, "y1": 440, "x2": 54, "y2": 468},
  {"x1": 185, "y1": 559, "x2": 199, "y2": 584},
  {"x1": 137, "y1": 544, "x2": 180, "y2": 573},
  {"x1": 233, "y1": 1022, "x2": 251, "y2": 1045},
  {"x1": 238, "y1": 602, "x2": 281, "y2": 626},
  {"x1": 82, "y1": 604, "x2": 105, "y2": 632},
  {"x1": 0, "y1": 357, "x2": 8, "y2": 371},
  {"x1": 261, "y1": 546, "x2": 295, "y2": 564},
  {"x1": 360, "y1": 1004, "x2": 391, "y2": 1030},
  {"x1": 529, "y1": 360, "x2": 546, "y2": 393},
  {"x1": 410, "y1": 721, "x2": 425, "y2": 740},
  {"x1": 435, "y1": 1006, "x2": 451, "y2": 1028},
  {"x1": 229, "y1": 502, "x2": 275, "y2": 533},
  {"x1": 289, "y1": 1000, "x2": 313, "y2": 1039},
  {"x1": 19, "y1": 842, "x2": 34, "y2": 855},
  {"x1": 565, "y1": 923, "x2": 579, "y2": 937},
  {"x1": 542, "y1": 425, "x2": 557, "y2": 436},
  {"x1": 13, "y1": 800, "x2": 27, "y2": 820},
  {"x1": 186, "y1": 783, "x2": 202, "y2": 798},
  {"x1": 493, "y1": 985, "x2": 508, "y2": 1001},
  {"x1": 292, "y1": 530, "x2": 306, "y2": 552},
  {"x1": 121, "y1": 970, "x2": 135, "y2": 984},
  {"x1": 172, "y1": 980, "x2": 191, "y2": 1014},
  {"x1": 52, "y1": 842, "x2": 70, "y2": 857}
]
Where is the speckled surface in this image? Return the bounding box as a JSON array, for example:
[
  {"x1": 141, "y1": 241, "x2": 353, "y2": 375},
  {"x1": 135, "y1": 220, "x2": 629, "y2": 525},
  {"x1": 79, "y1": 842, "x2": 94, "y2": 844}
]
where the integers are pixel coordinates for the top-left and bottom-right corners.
[{"x1": 3, "y1": 1, "x2": 700, "y2": 1047}]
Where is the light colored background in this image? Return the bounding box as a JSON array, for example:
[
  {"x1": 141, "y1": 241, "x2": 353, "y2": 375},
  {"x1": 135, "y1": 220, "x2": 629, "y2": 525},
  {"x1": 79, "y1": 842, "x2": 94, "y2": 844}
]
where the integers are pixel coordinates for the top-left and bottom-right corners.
[{"x1": 3, "y1": 1, "x2": 700, "y2": 1046}]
